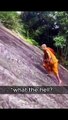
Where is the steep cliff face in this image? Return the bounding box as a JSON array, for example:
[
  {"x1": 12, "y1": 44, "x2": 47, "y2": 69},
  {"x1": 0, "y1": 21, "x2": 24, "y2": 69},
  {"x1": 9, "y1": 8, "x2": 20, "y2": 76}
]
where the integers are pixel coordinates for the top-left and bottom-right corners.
[{"x1": 0, "y1": 26, "x2": 68, "y2": 108}]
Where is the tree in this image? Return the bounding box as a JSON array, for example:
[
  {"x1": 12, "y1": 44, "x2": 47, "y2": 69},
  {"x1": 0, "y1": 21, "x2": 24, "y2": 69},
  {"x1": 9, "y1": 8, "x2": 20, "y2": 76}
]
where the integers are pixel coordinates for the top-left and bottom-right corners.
[
  {"x1": 0, "y1": 11, "x2": 22, "y2": 32},
  {"x1": 53, "y1": 11, "x2": 68, "y2": 60},
  {"x1": 21, "y1": 11, "x2": 58, "y2": 46}
]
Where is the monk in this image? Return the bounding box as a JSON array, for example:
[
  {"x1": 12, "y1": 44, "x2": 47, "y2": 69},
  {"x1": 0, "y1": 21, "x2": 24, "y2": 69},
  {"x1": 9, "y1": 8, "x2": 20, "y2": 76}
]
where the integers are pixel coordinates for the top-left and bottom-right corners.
[{"x1": 41, "y1": 44, "x2": 62, "y2": 84}]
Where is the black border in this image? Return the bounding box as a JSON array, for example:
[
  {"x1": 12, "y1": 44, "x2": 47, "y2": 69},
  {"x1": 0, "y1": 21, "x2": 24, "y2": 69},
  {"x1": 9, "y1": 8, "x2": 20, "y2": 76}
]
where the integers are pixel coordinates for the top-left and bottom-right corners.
[
  {"x1": 0, "y1": 0, "x2": 68, "y2": 11},
  {"x1": 0, "y1": 109, "x2": 67, "y2": 118}
]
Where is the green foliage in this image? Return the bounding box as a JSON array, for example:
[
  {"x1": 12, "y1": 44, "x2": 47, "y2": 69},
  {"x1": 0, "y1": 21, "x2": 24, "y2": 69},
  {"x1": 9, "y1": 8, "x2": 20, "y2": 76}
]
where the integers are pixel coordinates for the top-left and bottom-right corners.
[
  {"x1": 54, "y1": 35, "x2": 66, "y2": 48},
  {"x1": 55, "y1": 11, "x2": 68, "y2": 35},
  {"x1": 0, "y1": 11, "x2": 39, "y2": 46},
  {"x1": 54, "y1": 11, "x2": 68, "y2": 61},
  {"x1": 24, "y1": 37, "x2": 39, "y2": 46},
  {"x1": 0, "y1": 11, "x2": 22, "y2": 32},
  {"x1": 21, "y1": 12, "x2": 56, "y2": 44}
]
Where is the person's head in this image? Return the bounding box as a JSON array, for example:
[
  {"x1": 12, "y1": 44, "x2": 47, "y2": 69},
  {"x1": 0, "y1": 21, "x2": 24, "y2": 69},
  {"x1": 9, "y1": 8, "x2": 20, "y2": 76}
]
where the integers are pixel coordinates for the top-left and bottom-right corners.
[{"x1": 41, "y1": 44, "x2": 47, "y2": 50}]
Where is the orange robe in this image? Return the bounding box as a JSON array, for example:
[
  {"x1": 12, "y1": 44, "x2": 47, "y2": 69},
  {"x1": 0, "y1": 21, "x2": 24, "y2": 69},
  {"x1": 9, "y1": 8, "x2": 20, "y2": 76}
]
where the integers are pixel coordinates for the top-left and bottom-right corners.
[{"x1": 43, "y1": 47, "x2": 59, "y2": 76}]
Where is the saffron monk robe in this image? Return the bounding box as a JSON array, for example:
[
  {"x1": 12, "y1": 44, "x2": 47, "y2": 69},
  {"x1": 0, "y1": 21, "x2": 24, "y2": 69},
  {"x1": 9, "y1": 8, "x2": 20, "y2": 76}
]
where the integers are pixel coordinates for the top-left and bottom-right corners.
[{"x1": 41, "y1": 44, "x2": 63, "y2": 85}]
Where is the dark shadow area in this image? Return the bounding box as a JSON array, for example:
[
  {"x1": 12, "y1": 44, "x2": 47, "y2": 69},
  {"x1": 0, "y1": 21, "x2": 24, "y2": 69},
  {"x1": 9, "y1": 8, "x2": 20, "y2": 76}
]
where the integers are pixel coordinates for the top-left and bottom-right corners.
[{"x1": 34, "y1": 63, "x2": 48, "y2": 74}]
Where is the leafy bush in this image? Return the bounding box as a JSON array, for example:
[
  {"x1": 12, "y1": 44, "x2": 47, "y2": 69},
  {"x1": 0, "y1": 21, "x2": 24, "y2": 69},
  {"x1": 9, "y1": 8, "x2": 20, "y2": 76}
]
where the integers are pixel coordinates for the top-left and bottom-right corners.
[
  {"x1": 0, "y1": 12, "x2": 22, "y2": 32},
  {"x1": 53, "y1": 35, "x2": 66, "y2": 48}
]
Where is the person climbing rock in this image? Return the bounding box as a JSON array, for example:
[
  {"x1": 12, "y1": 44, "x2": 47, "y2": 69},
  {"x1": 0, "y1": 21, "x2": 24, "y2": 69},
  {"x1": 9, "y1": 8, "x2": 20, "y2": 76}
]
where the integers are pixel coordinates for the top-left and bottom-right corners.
[{"x1": 41, "y1": 44, "x2": 63, "y2": 85}]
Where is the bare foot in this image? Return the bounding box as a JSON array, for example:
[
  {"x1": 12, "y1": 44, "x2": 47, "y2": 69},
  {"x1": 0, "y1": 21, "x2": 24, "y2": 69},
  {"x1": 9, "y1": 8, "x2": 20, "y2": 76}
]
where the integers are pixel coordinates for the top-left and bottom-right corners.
[{"x1": 59, "y1": 80, "x2": 63, "y2": 86}]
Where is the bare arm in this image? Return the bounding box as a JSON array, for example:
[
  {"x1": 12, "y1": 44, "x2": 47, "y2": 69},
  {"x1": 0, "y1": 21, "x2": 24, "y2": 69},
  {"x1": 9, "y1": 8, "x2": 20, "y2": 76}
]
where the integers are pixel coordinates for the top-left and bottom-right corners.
[
  {"x1": 46, "y1": 50, "x2": 52, "y2": 60},
  {"x1": 43, "y1": 49, "x2": 52, "y2": 63}
]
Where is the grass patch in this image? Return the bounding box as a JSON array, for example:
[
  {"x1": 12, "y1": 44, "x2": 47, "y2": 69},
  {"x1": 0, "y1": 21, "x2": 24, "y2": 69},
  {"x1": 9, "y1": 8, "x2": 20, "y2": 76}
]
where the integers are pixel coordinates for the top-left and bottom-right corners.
[
  {"x1": 24, "y1": 37, "x2": 39, "y2": 46},
  {"x1": 16, "y1": 31, "x2": 39, "y2": 46}
]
